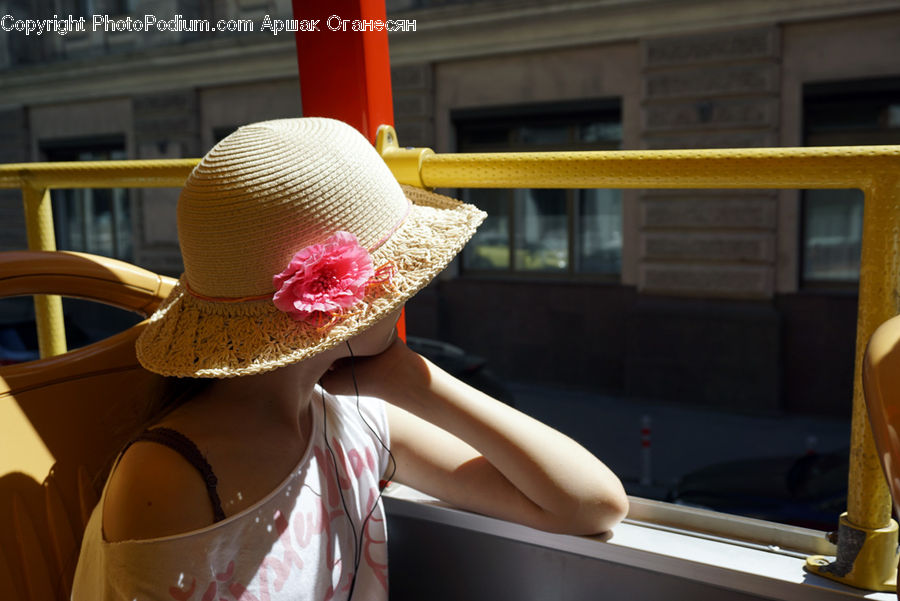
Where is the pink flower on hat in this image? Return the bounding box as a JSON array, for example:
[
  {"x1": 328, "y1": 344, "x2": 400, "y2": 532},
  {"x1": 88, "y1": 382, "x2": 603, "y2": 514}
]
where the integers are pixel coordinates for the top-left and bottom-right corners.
[{"x1": 273, "y1": 231, "x2": 375, "y2": 324}]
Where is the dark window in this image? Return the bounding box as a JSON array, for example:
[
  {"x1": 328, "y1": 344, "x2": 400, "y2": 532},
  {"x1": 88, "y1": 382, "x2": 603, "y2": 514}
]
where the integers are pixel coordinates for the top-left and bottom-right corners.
[
  {"x1": 802, "y1": 78, "x2": 900, "y2": 286},
  {"x1": 41, "y1": 136, "x2": 132, "y2": 262},
  {"x1": 454, "y1": 101, "x2": 623, "y2": 278}
]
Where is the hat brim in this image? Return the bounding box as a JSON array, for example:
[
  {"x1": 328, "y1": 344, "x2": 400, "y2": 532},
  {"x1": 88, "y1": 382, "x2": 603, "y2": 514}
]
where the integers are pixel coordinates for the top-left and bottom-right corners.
[{"x1": 135, "y1": 186, "x2": 485, "y2": 378}]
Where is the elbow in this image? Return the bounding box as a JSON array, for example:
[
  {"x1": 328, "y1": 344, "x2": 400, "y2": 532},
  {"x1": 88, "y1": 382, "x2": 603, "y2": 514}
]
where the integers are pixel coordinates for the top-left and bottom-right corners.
[
  {"x1": 598, "y1": 487, "x2": 630, "y2": 532},
  {"x1": 576, "y1": 479, "x2": 630, "y2": 535},
  {"x1": 546, "y1": 480, "x2": 629, "y2": 536}
]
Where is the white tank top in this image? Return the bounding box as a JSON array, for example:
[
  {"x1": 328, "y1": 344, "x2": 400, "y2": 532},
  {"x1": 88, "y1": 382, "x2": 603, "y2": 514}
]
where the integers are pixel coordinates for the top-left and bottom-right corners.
[{"x1": 72, "y1": 388, "x2": 391, "y2": 601}]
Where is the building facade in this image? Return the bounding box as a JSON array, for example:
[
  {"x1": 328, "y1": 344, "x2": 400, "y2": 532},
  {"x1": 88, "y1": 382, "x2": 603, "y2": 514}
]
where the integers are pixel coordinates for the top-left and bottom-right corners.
[{"x1": 3, "y1": 0, "x2": 900, "y2": 414}]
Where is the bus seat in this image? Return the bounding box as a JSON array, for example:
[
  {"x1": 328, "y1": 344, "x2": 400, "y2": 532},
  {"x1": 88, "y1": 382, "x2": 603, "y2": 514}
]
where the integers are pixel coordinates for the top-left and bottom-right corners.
[
  {"x1": 0, "y1": 251, "x2": 175, "y2": 601},
  {"x1": 862, "y1": 313, "x2": 900, "y2": 596}
]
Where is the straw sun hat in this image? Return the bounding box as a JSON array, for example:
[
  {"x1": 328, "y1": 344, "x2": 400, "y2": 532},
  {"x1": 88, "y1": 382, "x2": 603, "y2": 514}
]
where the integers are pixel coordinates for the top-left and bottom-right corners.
[{"x1": 136, "y1": 118, "x2": 485, "y2": 378}]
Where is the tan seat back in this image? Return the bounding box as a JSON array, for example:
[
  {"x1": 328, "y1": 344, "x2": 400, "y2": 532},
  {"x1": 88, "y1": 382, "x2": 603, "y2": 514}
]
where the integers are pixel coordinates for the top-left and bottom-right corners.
[
  {"x1": 862, "y1": 313, "x2": 900, "y2": 594},
  {"x1": 0, "y1": 251, "x2": 175, "y2": 601},
  {"x1": 864, "y1": 315, "x2": 900, "y2": 506}
]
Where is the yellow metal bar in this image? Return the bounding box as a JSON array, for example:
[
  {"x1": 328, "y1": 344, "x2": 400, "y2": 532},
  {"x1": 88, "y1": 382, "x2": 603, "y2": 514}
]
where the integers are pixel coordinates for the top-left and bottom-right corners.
[
  {"x1": 21, "y1": 185, "x2": 66, "y2": 358},
  {"x1": 3, "y1": 149, "x2": 900, "y2": 192},
  {"x1": 0, "y1": 159, "x2": 199, "y2": 190},
  {"x1": 405, "y1": 145, "x2": 900, "y2": 190},
  {"x1": 806, "y1": 175, "x2": 900, "y2": 590},
  {"x1": 852, "y1": 178, "x2": 900, "y2": 527}
]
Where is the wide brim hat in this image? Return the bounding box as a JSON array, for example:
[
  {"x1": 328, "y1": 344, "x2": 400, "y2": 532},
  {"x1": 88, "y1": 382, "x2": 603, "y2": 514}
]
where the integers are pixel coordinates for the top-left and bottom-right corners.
[{"x1": 136, "y1": 118, "x2": 485, "y2": 378}]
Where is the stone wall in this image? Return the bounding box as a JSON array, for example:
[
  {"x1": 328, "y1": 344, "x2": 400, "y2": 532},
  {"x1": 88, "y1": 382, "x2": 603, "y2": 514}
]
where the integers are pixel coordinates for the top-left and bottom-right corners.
[
  {"x1": 624, "y1": 27, "x2": 784, "y2": 408},
  {"x1": 132, "y1": 90, "x2": 200, "y2": 275},
  {"x1": 639, "y1": 27, "x2": 780, "y2": 299},
  {"x1": 392, "y1": 63, "x2": 434, "y2": 147}
]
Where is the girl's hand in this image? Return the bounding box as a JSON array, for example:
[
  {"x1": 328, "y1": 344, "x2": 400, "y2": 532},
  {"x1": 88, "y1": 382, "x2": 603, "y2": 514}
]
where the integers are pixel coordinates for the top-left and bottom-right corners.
[{"x1": 321, "y1": 336, "x2": 428, "y2": 400}]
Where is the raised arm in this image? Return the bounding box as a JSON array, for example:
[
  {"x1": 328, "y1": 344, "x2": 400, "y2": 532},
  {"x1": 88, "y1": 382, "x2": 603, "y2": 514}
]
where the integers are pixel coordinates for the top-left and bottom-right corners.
[{"x1": 326, "y1": 338, "x2": 628, "y2": 535}]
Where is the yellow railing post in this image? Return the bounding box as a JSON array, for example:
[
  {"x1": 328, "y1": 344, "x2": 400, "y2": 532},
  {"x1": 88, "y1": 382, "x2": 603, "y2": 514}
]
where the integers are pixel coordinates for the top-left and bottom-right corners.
[
  {"x1": 21, "y1": 185, "x2": 67, "y2": 358},
  {"x1": 807, "y1": 176, "x2": 900, "y2": 591}
]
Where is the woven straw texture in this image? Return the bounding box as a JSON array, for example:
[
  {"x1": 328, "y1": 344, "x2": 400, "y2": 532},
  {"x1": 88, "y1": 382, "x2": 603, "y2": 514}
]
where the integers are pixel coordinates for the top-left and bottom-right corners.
[{"x1": 136, "y1": 118, "x2": 485, "y2": 378}]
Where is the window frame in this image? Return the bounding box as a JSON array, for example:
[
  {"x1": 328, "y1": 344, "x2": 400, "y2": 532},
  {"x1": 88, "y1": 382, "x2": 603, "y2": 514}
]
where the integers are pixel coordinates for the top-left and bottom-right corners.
[
  {"x1": 800, "y1": 78, "x2": 900, "y2": 290},
  {"x1": 452, "y1": 100, "x2": 624, "y2": 282}
]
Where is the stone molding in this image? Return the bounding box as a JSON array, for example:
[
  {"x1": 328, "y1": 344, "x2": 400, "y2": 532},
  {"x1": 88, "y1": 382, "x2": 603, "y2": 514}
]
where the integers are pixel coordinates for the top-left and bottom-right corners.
[
  {"x1": 387, "y1": 0, "x2": 900, "y2": 64},
  {"x1": 0, "y1": 37, "x2": 296, "y2": 110}
]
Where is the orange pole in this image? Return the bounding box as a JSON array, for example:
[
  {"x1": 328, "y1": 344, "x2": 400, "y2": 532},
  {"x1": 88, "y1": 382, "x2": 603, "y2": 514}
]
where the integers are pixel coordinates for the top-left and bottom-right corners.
[
  {"x1": 292, "y1": 0, "x2": 395, "y2": 142},
  {"x1": 291, "y1": 0, "x2": 405, "y2": 337}
]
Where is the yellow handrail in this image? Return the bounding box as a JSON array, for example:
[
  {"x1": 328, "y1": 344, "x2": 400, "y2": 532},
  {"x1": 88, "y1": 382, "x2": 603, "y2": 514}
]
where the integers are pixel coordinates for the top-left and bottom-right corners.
[
  {"x1": 3, "y1": 136, "x2": 900, "y2": 591},
  {"x1": 0, "y1": 159, "x2": 200, "y2": 358},
  {"x1": 0, "y1": 159, "x2": 200, "y2": 189}
]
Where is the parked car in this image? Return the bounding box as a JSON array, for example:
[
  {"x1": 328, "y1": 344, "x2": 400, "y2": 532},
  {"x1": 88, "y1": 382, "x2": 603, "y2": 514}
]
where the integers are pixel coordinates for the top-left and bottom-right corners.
[
  {"x1": 406, "y1": 336, "x2": 515, "y2": 407},
  {"x1": 667, "y1": 448, "x2": 849, "y2": 531}
]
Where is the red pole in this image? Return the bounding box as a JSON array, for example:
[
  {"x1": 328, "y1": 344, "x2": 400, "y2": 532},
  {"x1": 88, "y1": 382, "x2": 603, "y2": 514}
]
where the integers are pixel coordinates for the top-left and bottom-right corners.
[
  {"x1": 292, "y1": 0, "x2": 395, "y2": 143},
  {"x1": 291, "y1": 0, "x2": 405, "y2": 339}
]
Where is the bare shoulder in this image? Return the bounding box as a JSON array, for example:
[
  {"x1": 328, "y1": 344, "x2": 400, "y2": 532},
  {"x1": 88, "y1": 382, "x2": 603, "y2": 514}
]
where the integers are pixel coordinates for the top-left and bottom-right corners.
[{"x1": 102, "y1": 440, "x2": 217, "y2": 542}]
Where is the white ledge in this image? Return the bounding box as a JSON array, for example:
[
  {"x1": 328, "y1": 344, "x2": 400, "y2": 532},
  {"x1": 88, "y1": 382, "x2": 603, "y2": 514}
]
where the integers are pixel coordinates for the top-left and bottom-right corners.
[{"x1": 384, "y1": 486, "x2": 893, "y2": 601}]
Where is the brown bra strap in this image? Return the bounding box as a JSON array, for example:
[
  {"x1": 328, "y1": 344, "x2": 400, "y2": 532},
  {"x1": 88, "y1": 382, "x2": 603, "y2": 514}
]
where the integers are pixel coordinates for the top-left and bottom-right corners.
[{"x1": 125, "y1": 427, "x2": 226, "y2": 523}]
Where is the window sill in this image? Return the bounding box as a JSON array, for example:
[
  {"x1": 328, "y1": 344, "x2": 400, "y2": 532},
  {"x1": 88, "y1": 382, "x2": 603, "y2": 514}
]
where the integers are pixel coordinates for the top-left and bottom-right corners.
[{"x1": 384, "y1": 485, "x2": 891, "y2": 601}]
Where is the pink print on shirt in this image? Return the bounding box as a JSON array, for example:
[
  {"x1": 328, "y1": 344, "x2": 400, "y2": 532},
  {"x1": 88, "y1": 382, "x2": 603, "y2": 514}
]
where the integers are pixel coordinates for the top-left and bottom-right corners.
[{"x1": 167, "y1": 441, "x2": 386, "y2": 601}]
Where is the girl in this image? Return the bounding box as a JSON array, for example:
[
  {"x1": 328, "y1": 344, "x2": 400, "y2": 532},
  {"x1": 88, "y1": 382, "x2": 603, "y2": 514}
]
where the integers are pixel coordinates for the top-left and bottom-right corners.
[{"x1": 72, "y1": 118, "x2": 628, "y2": 600}]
